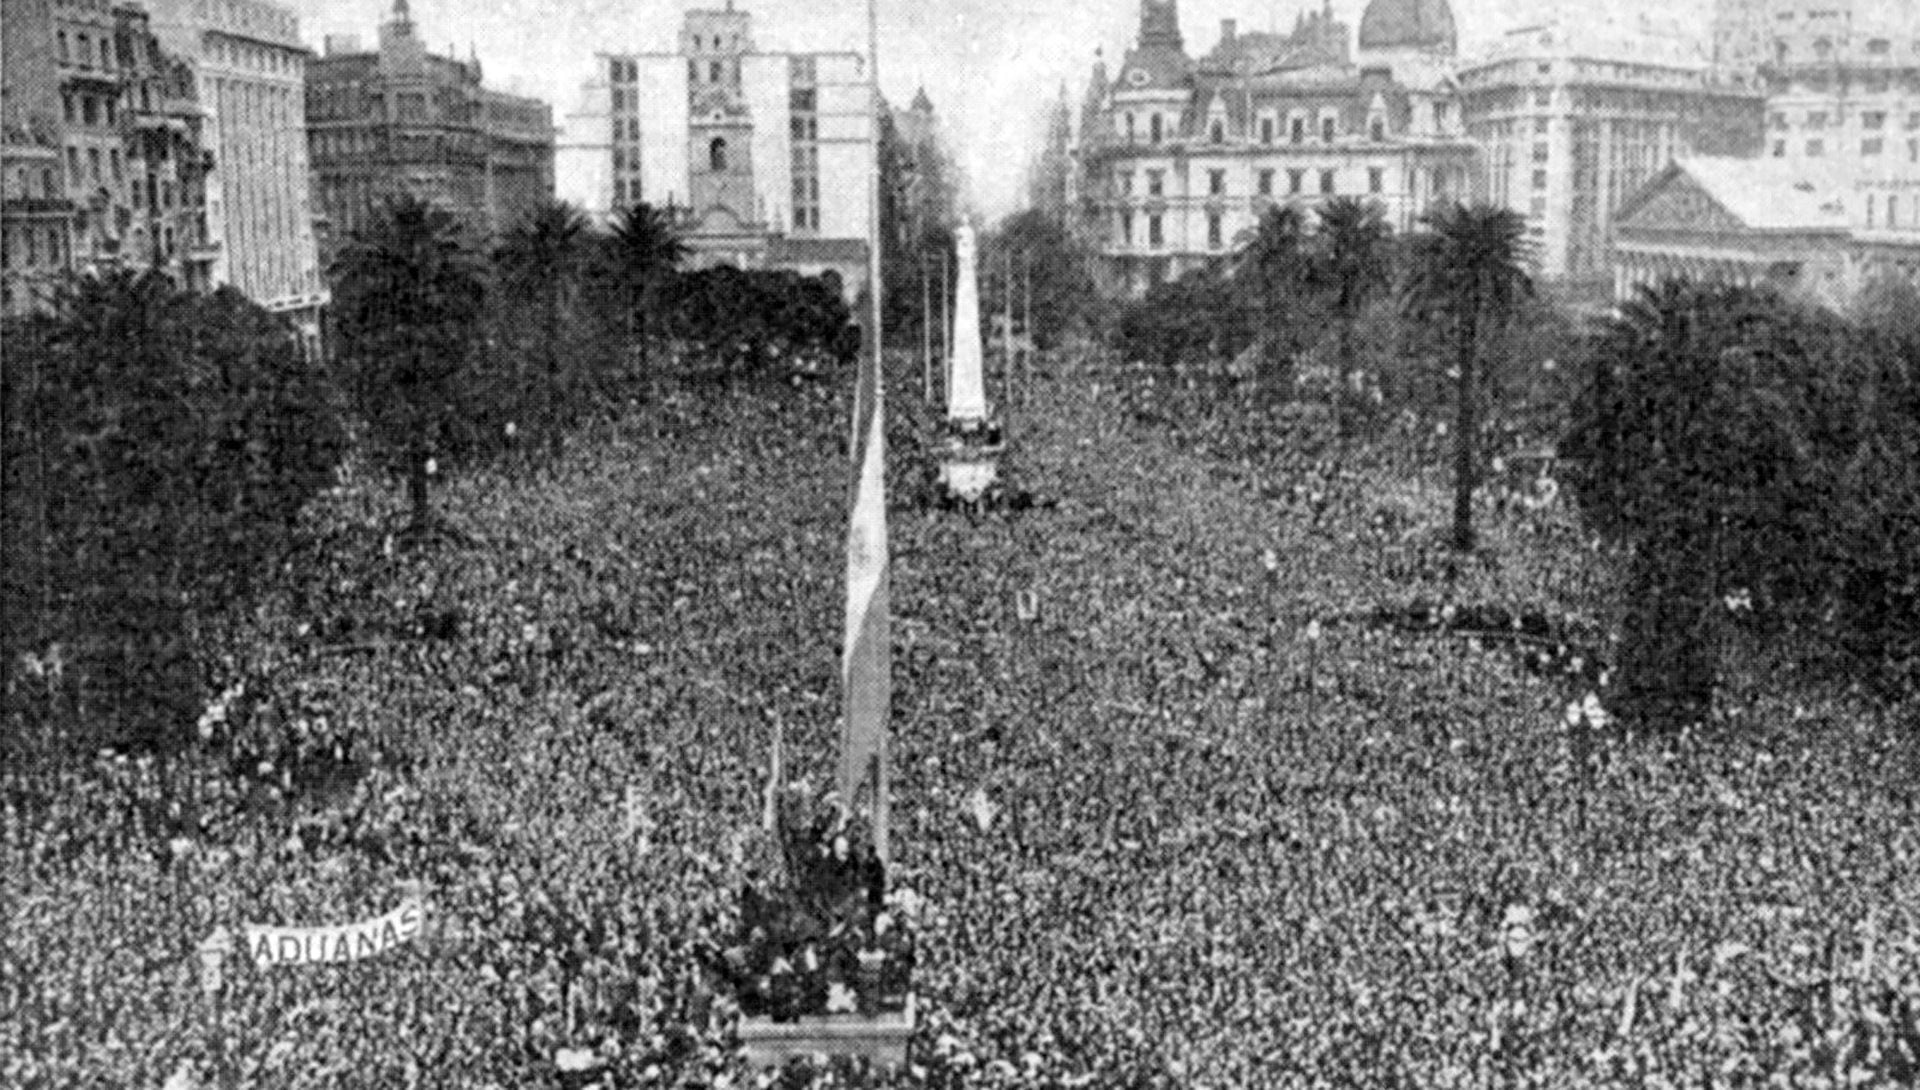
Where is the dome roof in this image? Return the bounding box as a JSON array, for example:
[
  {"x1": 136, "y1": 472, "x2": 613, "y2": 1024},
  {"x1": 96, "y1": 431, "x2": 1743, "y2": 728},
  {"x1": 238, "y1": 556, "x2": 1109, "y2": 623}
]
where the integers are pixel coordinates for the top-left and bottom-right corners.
[{"x1": 1358, "y1": 0, "x2": 1457, "y2": 55}]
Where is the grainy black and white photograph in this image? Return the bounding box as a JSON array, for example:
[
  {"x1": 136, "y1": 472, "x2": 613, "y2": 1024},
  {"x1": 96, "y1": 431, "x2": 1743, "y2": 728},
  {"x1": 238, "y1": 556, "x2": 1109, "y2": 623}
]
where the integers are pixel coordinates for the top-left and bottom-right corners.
[{"x1": 4, "y1": 0, "x2": 1920, "y2": 1085}]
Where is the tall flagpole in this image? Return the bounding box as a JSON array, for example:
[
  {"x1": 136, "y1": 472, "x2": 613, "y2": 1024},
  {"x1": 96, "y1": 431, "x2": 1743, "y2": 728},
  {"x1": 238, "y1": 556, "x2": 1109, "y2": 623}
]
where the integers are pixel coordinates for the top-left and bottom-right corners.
[{"x1": 865, "y1": 0, "x2": 890, "y2": 864}]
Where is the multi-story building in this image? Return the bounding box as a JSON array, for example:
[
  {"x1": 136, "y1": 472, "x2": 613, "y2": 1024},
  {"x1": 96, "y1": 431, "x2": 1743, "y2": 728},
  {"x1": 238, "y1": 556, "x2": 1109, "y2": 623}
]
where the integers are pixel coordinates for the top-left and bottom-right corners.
[
  {"x1": 1715, "y1": 1, "x2": 1920, "y2": 227},
  {"x1": 1074, "y1": 0, "x2": 1477, "y2": 296},
  {"x1": 150, "y1": 0, "x2": 325, "y2": 347},
  {"x1": 1613, "y1": 154, "x2": 1920, "y2": 310},
  {"x1": 305, "y1": 0, "x2": 555, "y2": 255},
  {"x1": 3, "y1": 0, "x2": 75, "y2": 315},
  {"x1": 1458, "y1": 17, "x2": 1765, "y2": 287},
  {"x1": 45, "y1": 0, "x2": 215, "y2": 289},
  {"x1": 557, "y1": 4, "x2": 875, "y2": 297}
]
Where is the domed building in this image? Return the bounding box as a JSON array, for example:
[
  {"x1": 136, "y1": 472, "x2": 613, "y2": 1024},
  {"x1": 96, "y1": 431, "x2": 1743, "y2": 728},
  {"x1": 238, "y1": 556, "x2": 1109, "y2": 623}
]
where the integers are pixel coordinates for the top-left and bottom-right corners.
[
  {"x1": 1358, "y1": 0, "x2": 1457, "y2": 57},
  {"x1": 1073, "y1": 0, "x2": 1477, "y2": 296}
]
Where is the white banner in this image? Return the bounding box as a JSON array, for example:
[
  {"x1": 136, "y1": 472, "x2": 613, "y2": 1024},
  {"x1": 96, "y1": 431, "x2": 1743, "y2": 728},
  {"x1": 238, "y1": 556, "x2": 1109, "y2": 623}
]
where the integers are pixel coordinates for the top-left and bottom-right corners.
[{"x1": 244, "y1": 899, "x2": 423, "y2": 969}]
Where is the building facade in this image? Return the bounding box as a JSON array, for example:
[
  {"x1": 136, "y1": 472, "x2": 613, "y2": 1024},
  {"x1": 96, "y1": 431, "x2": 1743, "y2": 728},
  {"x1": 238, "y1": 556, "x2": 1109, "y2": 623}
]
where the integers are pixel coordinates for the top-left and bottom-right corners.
[
  {"x1": 10, "y1": 0, "x2": 218, "y2": 304},
  {"x1": 1720, "y1": 0, "x2": 1920, "y2": 231},
  {"x1": 1614, "y1": 155, "x2": 1920, "y2": 310},
  {"x1": 556, "y1": 4, "x2": 875, "y2": 297},
  {"x1": 149, "y1": 0, "x2": 324, "y2": 345},
  {"x1": 3, "y1": 0, "x2": 75, "y2": 315},
  {"x1": 1074, "y1": 0, "x2": 1477, "y2": 296},
  {"x1": 305, "y1": 0, "x2": 555, "y2": 255},
  {"x1": 1458, "y1": 17, "x2": 1765, "y2": 286}
]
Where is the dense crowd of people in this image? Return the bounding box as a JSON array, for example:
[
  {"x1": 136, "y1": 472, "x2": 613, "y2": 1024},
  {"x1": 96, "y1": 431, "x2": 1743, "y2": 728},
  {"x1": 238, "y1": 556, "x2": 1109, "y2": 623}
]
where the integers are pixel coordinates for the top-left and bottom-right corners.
[{"x1": 6, "y1": 354, "x2": 1920, "y2": 1088}]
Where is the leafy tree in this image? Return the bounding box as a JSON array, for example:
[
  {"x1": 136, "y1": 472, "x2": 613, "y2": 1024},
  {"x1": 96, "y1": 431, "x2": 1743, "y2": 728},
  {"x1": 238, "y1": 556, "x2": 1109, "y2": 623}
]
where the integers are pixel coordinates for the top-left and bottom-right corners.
[
  {"x1": 1405, "y1": 201, "x2": 1535, "y2": 552},
  {"x1": 987, "y1": 209, "x2": 1097, "y2": 351},
  {"x1": 495, "y1": 201, "x2": 591, "y2": 456},
  {"x1": 1309, "y1": 197, "x2": 1393, "y2": 436},
  {"x1": 607, "y1": 202, "x2": 690, "y2": 379},
  {"x1": 331, "y1": 194, "x2": 489, "y2": 531},
  {"x1": 2, "y1": 272, "x2": 342, "y2": 753},
  {"x1": 1562, "y1": 281, "x2": 1865, "y2": 731}
]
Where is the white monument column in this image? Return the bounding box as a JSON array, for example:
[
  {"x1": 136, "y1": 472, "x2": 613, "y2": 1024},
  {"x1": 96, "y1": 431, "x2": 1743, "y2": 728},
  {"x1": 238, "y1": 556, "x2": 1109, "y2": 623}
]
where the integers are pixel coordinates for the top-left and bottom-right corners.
[{"x1": 947, "y1": 223, "x2": 988, "y2": 424}]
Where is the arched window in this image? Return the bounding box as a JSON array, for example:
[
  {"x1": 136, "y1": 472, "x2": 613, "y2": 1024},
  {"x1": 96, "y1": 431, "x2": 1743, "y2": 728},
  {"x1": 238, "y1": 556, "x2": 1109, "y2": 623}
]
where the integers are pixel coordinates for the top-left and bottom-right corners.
[
  {"x1": 1149, "y1": 113, "x2": 1163, "y2": 144},
  {"x1": 710, "y1": 137, "x2": 728, "y2": 171},
  {"x1": 1124, "y1": 113, "x2": 1136, "y2": 141},
  {"x1": 1209, "y1": 119, "x2": 1224, "y2": 143}
]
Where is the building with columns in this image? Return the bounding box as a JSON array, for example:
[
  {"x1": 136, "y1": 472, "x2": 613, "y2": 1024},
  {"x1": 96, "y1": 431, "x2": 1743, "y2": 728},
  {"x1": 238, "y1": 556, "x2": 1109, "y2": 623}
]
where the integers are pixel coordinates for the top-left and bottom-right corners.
[
  {"x1": 556, "y1": 3, "x2": 874, "y2": 297},
  {"x1": 1074, "y1": 0, "x2": 1477, "y2": 296},
  {"x1": 1458, "y1": 16, "x2": 1765, "y2": 288},
  {"x1": 1613, "y1": 155, "x2": 1920, "y2": 309}
]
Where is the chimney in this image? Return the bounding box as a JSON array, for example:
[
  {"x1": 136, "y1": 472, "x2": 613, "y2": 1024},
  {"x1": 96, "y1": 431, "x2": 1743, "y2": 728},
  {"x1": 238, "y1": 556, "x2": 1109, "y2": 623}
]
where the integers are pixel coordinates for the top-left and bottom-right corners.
[{"x1": 1222, "y1": 18, "x2": 1237, "y2": 43}]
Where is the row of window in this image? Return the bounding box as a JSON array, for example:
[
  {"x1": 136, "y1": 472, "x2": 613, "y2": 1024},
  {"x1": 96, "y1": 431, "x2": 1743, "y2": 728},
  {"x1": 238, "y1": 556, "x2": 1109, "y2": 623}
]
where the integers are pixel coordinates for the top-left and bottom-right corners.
[
  {"x1": 1121, "y1": 111, "x2": 1403, "y2": 147},
  {"x1": 1771, "y1": 110, "x2": 1920, "y2": 132},
  {"x1": 3, "y1": 224, "x2": 71, "y2": 270},
  {"x1": 1772, "y1": 136, "x2": 1920, "y2": 160},
  {"x1": 1115, "y1": 165, "x2": 1387, "y2": 198}
]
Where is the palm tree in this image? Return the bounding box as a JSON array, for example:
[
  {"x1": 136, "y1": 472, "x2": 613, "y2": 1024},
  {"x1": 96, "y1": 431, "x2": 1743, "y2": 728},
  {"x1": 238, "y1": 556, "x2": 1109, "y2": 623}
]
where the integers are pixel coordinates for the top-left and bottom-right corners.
[
  {"x1": 1310, "y1": 197, "x2": 1392, "y2": 436},
  {"x1": 331, "y1": 193, "x2": 487, "y2": 532},
  {"x1": 1234, "y1": 203, "x2": 1311, "y2": 306},
  {"x1": 1405, "y1": 201, "x2": 1535, "y2": 552},
  {"x1": 608, "y1": 202, "x2": 689, "y2": 378},
  {"x1": 496, "y1": 201, "x2": 590, "y2": 456}
]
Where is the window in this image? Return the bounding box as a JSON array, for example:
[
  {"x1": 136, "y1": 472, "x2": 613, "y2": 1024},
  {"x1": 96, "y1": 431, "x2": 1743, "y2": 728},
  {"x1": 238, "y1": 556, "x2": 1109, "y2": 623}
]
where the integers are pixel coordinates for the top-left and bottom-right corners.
[
  {"x1": 1121, "y1": 211, "x2": 1133, "y2": 246},
  {"x1": 1807, "y1": 111, "x2": 1828, "y2": 131},
  {"x1": 1533, "y1": 89, "x2": 1550, "y2": 107},
  {"x1": 76, "y1": 34, "x2": 90, "y2": 67},
  {"x1": 709, "y1": 137, "x2": 728, "y2": 171},
  {"x1": 109, "y1": 149, "x2": 120, "y2": 181},
  {"x1": 710, "y1": 61, "x2": 724, "y2": 82},
  {"x1": 1532, "y1": 143, "x2": 1550, "y2": 163},
  {"x1": 1320, "y1": 169, "x2": 1335, "y2": 195},
  {"x1": 1892, "y1": 196, "x2": 1901, "y2": 226},
  {"x1": 62, "y1": 95, "x2": 74, "y2": 125},
  {"x1": 1148, "y1": 213, "x2": 1163, "y2": 248},
  {"x1": 1124, "y1": 113, "x2": 1136, "y2": 141},
  {"x1": 1534, "y1": 118, "x2": 1550, "y2": 135},
  {"x1": 791, "y1": 88, "x2": 816, "y2": 111},
  {"x1": 1533, "y1": 169, "x2": 1549, "y2": 189},
  {"x1": 1207, "y1": 211, "x2": 1223, "y2": 249},
  {"x1": 1210, "y1": 119, "x2": 1224, "y2": 144},
  {"x1": 1147, "y1": 170, "x2": 1164, "y2": 197},
  {"x1": 1118, "y1": 170, "x2": 1133, "y2": 195},
  {"x1": 1869, "y1": 195, "x2": 1878, "y2": 227},
  {"x1": 58, "y1": 31, "x2": 68, "y2": 64},
  {"x1": 1257, "y1": 169, "x2": 1274, "y2": 196},
  {"x1": 1864, "y1": 138, "x2": 1884, "y2": 156},
  {"x1": 1260, "y1": 117, "x2": 1274, "y2": 143},
  {"x1": 1149, "y1": 114, "x2": 1163, "y2": 144},
  {"x1": 688, "y1": 59, "x2": 699, "y2": 82},
  {"x1": 1321, "y1": 116, "x2": 1336, "y2": 143},
  {"x1": 1773, "y1": 139, "x2": 1786, "y2": 157},
  {"x1": 1807, "y1": 139, "x2": 1825, "y2": 157},
  {"x1": 87, "y1": 148, "x2": 101, "y2": 182},
  {"x1": 1290, "y1": 116, "x2": 1304, "y2": 144},
  {"x1": 1370, "y1": 117, "x2": 1386, "y2": 142},
  {"x1": 1288, "y1": 169, "x2": 1303, "y2": 195},
  {"x1": 1369, "y1": 168, "x2": 1383, "y2": 194},
  {"x1": 82, "y1": 96, "x2": 98, "y2": 126},
  {"x1": 1208, "y1": 170, "x2": 1225, "y2": 196}
]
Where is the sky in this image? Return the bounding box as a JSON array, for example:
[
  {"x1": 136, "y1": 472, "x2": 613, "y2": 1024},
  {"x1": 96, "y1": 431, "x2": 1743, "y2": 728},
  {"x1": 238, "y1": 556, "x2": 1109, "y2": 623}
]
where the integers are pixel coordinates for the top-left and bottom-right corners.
[{"x1": 290, "y1": 0, "x2": 1715, "y2": 215}]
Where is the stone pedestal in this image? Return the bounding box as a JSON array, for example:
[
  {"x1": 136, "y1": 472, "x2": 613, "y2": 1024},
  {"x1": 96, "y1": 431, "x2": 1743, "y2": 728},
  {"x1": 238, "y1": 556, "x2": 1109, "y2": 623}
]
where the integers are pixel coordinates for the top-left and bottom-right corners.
[{"x1": 738, "y1": 995, "x2": 915, "y2": 1071}]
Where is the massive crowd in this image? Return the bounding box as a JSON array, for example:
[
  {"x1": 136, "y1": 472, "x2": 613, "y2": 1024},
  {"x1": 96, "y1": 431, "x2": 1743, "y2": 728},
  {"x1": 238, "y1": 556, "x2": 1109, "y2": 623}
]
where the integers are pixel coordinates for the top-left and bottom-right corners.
[{"x1": 6, "y1": 353, "x2": 1920, "y2": 1088}]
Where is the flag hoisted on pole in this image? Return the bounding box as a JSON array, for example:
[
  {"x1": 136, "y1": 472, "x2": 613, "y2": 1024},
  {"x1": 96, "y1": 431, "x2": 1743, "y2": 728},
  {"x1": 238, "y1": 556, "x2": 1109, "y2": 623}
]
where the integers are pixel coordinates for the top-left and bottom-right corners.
[
  {"x1": 762, "y1": 713, "x2": 785, "y2": 834},
  {"x1": 837, "y1": 0, "x2": 892, "y2": 863}
]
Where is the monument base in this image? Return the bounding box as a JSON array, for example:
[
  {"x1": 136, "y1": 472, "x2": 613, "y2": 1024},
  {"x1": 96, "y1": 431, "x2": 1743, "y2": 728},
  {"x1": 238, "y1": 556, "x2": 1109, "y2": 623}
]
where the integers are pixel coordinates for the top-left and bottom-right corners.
[{"x1": 738, "y1": 995, "x2": 915, "y2": 1071}]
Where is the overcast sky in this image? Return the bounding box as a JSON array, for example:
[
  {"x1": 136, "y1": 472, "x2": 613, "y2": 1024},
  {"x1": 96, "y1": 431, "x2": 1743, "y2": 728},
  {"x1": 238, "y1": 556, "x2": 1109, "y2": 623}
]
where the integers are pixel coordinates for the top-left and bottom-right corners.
[{"x1": 291, "y1": 0, "x2": 1714, "y2": 215}]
